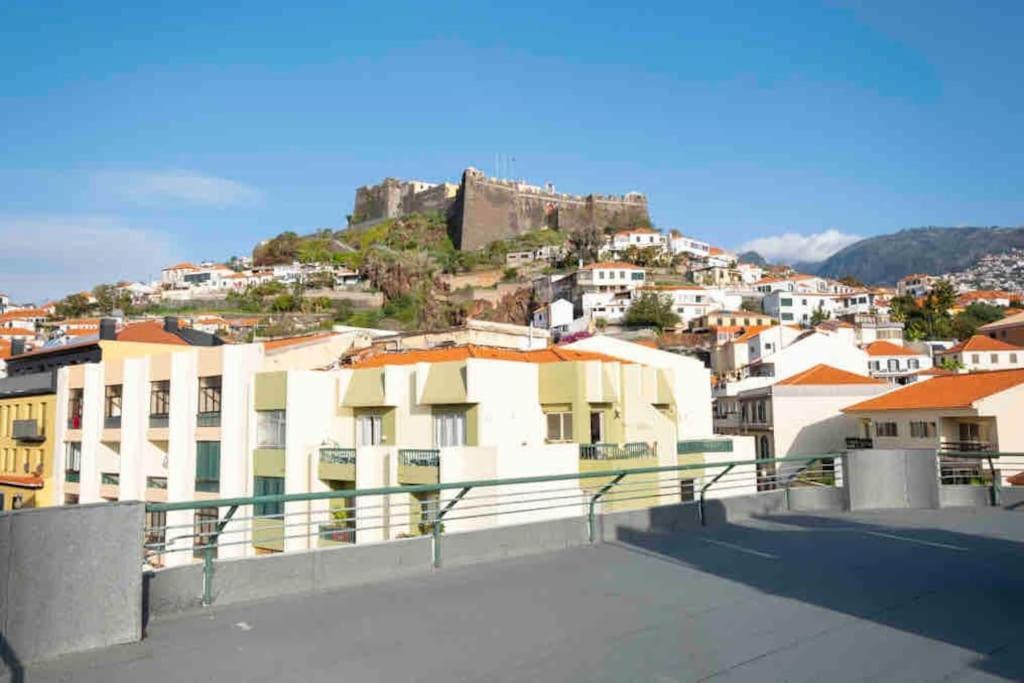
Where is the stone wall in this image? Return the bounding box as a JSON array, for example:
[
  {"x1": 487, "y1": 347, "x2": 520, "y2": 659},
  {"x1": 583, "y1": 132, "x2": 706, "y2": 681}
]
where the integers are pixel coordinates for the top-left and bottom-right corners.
[{"x1": 350, "y1": 169, "x2": 649, "y2": 251}]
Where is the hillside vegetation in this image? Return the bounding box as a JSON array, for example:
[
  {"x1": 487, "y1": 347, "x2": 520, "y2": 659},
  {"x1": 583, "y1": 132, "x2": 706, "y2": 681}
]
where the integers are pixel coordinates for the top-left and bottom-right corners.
[{"x1": 814, "y1": 227, "x2": 1024, "y2": 284}]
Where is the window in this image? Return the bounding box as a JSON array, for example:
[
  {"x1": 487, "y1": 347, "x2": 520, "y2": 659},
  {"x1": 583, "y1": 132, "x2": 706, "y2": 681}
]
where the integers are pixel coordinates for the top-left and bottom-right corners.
[
  {"x1": 619, "y1": 270, "x2": 626, "y2": 279},
  {"x1": 741, "y1": 403, "x2": 749, "y2": 423},
  {"x1": 598, "y1": 271, "x2": 605, "y2": 280},
  {"x1": 433, "y1": 410, "x2": 467, "y2": 448},
  {"x1": 874, "y1": 422, "x2": 898, "y2": 437},
  {"x1": 908, "y1": 358, "x2": 920, "y2": 370},
  {"x1": 991, "y1": 354, "x2": 999, "y2": 364},
  {"x1": 198, "y1": 376, "x2": 222, "y2": 416},
  {"x1": 145, "y1": 510, "x2": 167, "y2": 565},
  {"x1": 357, "y1": 414, "x2": 383, "y2": 446},
  {"x1": 67, "y1": 389, "x2": 83, "y2": 429},
  {"x1": 910, "y1": 421, "x2": 936, "y2": 438},
  {"x1": 887, "y1": 358, "x2": 899, "y2": 371},
  {"x1": 195, "y1": 441, "x2": 221, "y2": 492},
  {"x1": 65, "y1": 442, "x2": 81, "y2": 482},
  {"x1": 193, "y1": 508, "x2": 219, "y2": 559},
  {"x1": 254, "y1": 476, "x2": 284, "y2": 517},
  {"x1": 1011, "y1": 354, "x2": 1019, "y2": 364},
  {"x1": 781, "y1": 313, "x2": 794, "y2": 321},
  {"x1": 971, "y1": 354, "x2": 980, "y2": 364},
  {"x1": 869, "y1": 360, "x2": 880, "y2": 371},
  {"x1": 780, "y1": 298, "x2": 792, "y2": 307},
  {"x1": 256, "y1": 410, "x2": 287, "y2": 448},
  {"x1": 149, "y1": 381, "x2": 170, "y2": 417},
  {"x1": 546, "y1": 412, "x2": 573, "y2": 442},
  {"x1": 104, "y1": 385, "x2": 122, "y2": 426},
  {"x1": 756, "y1": 401, "x2": 766, "y2": 423},
  {"x1": 680, "y1": 479, "x2": 695, "y2": 502},
  {"x1": 589, "y1": 411, "x2": 604, "y2": 443},
  {"x1": 959, "y1": 422, "x2": 981, "y2": 442},
  {"x1": 630, "y1": 272, "x2": 644, "y2": 281}
]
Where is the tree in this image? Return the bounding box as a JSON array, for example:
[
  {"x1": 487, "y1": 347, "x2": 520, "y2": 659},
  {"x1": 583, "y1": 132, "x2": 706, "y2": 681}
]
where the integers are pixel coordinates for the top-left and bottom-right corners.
[
  {"x1": 838, "y1": 275, "x2": 865, "y2": 288},
  {"x1": 810, "y1": 308, "x2": 831, "y2": 325},
  {"x1": 952, "y1": 302, "x2": 1005, "y2": 339},
  {"x1": 740, "y1": 299, "x2": 763, "y2": 313},
  {"x1": 270, "y1": 294, "x2": 298, "y2": 312},
  {"x1": 55, "y1": 293, "x2": 91, "y2": 319},
  {"x1": 567, "y1": 224, "x2": 603, "y2": 264},
  {"x1": 937, "y1": 356, "x2": 964, "y2": 371},
  {"x1": 624, "y1": 292, "x2": 680, "y2": 331}
]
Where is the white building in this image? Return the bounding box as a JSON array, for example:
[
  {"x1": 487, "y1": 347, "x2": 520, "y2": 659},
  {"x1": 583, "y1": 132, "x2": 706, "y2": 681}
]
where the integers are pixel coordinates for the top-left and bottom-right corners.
[
  {"x1": 897, "y1": 274, "x2": 937, "y2": 298},
  {"x1": 668, "y1": 232, "x2": 711, "y2": 258},
  {"x1": 864, "y1": 340, "x2": 932, "y2": 385},
  {"x1": 605, "y1": 227, "x2": 666, "y2": 255},
  {"x1": 762, "y1": 290, "x2": 838, "y2": 325},
  {"x1": 532, "y1": 299, "x2": 575, "y2": 332},
  {"x1": 935, "y1": 335, "x2": 1024, "y2": 371}
]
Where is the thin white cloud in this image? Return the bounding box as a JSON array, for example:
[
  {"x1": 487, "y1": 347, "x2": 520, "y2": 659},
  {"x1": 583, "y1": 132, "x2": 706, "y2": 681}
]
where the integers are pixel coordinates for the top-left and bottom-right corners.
[
  {"x1": 93, "y1": 169, "x2": 263, "y2": 208},
  {"x1": 0, "y1": 215, "x2": 180, "y2": 302},
  {"x1": 739, "y1": 229, "x2": 862, "y2": 263}
]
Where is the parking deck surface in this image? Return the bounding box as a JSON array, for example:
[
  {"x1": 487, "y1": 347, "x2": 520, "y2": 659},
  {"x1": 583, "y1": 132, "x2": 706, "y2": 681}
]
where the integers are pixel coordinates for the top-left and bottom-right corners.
[{"x1": 25, "y1": 508, "x2": 1024, "y2": 682}]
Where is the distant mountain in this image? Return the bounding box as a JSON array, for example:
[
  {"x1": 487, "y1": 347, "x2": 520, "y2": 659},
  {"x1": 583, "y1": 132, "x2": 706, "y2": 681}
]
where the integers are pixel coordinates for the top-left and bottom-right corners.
[
  {"x1": 737, "y1": 250, "x2": 767, "y2": 266},
  {"x1": 790, "y1": 260, "x2": 822, "y2": 275},
  {"x1": 813, "y1": 227, "x2": 1024, "y2": 285}
]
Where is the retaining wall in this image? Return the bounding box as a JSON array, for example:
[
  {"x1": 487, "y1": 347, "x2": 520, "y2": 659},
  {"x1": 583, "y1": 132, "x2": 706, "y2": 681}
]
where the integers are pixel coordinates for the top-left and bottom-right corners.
[
  {"x1": 0, "y1": 502, "x2": 143, "y2": 675},
  {"x1": 845, "y1": 449, "x2": 939, "y2": 510}
]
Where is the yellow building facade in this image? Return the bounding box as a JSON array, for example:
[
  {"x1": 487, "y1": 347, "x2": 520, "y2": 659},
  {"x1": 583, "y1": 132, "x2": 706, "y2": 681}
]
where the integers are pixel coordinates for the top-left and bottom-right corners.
[{"x1": 0, "y1": 392, "x2": 57, "y2": 510}]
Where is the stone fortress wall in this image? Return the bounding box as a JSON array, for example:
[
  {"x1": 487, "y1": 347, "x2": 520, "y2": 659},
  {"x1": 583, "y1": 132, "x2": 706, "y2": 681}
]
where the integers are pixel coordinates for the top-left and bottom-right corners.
[{"x1": 349, "y1": 167, "x2": 650, "y2": 250}]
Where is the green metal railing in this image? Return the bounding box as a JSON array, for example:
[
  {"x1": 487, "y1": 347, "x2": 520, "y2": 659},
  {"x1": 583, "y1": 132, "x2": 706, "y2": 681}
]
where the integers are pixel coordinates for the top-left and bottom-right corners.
[
  {"x1": 145, "y1": 454, "x2": 839, "y2": 607},
  {"x1": 579, "y1": 442, "x2": 654, "y2": 460},
  {"x1": 398, "y1": 449, "x2": 440, "y2": 467},
  {"x1": 319, "y1": 448, "x2": 357, "y2": 465}
]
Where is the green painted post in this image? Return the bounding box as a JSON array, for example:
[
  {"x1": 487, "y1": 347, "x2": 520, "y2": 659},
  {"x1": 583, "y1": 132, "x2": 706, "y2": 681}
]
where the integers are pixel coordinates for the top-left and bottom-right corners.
[
  {"x1": 588, "y1": 472, "x2": 627, "y2": 543},
  {"x1": 699, "y1": 465, "x2": 734, "y2": 526}
]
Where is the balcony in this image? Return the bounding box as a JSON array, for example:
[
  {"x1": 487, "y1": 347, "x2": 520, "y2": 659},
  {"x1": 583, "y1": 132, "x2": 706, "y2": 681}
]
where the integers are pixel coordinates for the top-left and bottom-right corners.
[
  {"x1": 197, "y1": 412, "x2": 221, "y2": 428},
  {"x1": 845, "y1": 437, "x2": 874, "y2": 449},
  {"x1": 65, "y1": 470, "x2": 80, "y2": 483},
  {"x1": 318, "y1": 523, "x2": 355, "y2": 546},
  {"x1": 677, "y1": 439, "x2": 733, "y2": 455},
  {"x1": 12, "y1": 419, "x2": 44, "y2": 443},
  {"x1": 67, "y1": 415, "x2": 83, "y2": 430},
  {"x1": 398, "y1": 449, "x2": 440, "y2": 485},
  {"x1": 939, "y1": 441, "x2": 994, "y2": 454},
  {"x1": 149, "y1": 414, "x2": 169, "y2": 429},
  {"x1": 103, "y1": 416, "x2": 122, "y2": 429},
  {"x1": 318, "y1": 447, "x2": 356, "y2": 481},
  {"x1": 579, "y1": 442, "x2": 654, "y2": 460}
]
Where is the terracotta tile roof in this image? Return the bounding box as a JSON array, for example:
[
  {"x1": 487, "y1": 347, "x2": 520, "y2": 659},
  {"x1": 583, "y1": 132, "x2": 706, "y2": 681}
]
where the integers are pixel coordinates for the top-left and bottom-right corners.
[
  {"x1": 979, "y1": 310, "x2": 1024, "y2": 331},
  {"x1": 845, "y1": 368, "x2": 1024, "y2": 412},
  {"x1": 734, "y1": 325, "x2": 773, "y2": 343},
  {"x1": 865, "y1": 341, "x2": 921, "y2": 357},
  {"x1": 614, "y1": 227, "x2": 660, "y2": 236},
  {"x1": 0, "y1": 309, "x2": 48, "y2": 321},
  {"x1": 955, "y1": 290, "x2": 1015, "y2": 305},
  {"x1": 262, "y1": 332, "x2": 336, "y2": 352},
  {"x1": 0, "y1": 474, "x2": 44, "y2": 488},
  {"x1": 0, "y1": 339, "x2": 11, "y2": 359},
  {"x1": 777, "y1": 364, "x2": 885, "y2": 386},
  {"x1": 163, "y1": 262, "x2": 198, "y2": 271},
  {"x1": 580, "y1": 261, "x2": 644, "y2": 271},
  {"x1": 350, "y1": 344, "x2": 628, "y2": 368},
  {"x1": 65, "y1": 326, "x2": 99, "y2": 337},
  {"x1": 943, "y1": 335, "x2": 1023, "y2": 354},
  {"x1": 0, "y1": 328, "x2": 36, "y2": 337},
  {"x1": 115, "y1": 321, "x2": 190, "y2": 345},
  {"x1": 915, "y1": 367, "x2": 955, "y2": 377},
  {"x1": 709, "y1": 246, "x2": 725, "y2": 255},
  {"x1": 1008, "y1": 471, "x2": 1024, "y2": 486}
]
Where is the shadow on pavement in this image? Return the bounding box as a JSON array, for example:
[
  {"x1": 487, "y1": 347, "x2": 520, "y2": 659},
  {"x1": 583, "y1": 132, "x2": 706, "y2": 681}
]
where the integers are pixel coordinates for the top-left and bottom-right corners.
[{"x1": 614, "y1": 509, "x2": 1024, "y2": 681}]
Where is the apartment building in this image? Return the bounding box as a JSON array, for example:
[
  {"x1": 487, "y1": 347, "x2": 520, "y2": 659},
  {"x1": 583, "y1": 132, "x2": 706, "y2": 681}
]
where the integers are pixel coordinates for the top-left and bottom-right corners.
[
  {"x1": 753, "y1": 274, "x2": 829, "y2": 295},
  {"x1": 605, "y1": 227, "x2": 667, "y2": 254},
  {"x1": 692, "y1": 310, "x2": 776, "y2": 331},
  {"x1": 716, "y1": 365, "x2": 889, "y2": 485},
  {"x1": 864, "y1": 340, "x2": 932, "y2": 384},
  {"x1": 0, "y1": 373, "x2": 57, "y2": 510},
  {"x1": 935, "y1": 335, "x2": 1024, "y2": 371},
  {"x1": 896, "y1": 274, "x2": 936, "y2": 298},
  {"x1": 762, "y1": 290, "x2": 836, "y2": 325},
  {"x1": 979, "y1": 311, "x2": 1024, "y2": 347},
  {"x1": 638, "y1": 285, "x2": 740, "y2": 327},
  {"x1": 844, "y1": 368, "x2": 1024, "y2": 484},
  {"x1": 668, "y1": 232, "x2": 711, "y2": 258}
]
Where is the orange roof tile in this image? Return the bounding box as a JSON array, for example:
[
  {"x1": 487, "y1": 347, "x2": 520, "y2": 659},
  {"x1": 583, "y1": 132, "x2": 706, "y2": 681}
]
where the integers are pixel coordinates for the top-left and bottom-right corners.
[
  {"x1": 709, "y1": 246, "x2": 725, "y2": 255},
  {"x1": 350, "y1": 344, "x2": 627, "y2": 368},
  {"x1": 845, "y1": 368, "x2": 1024, "y2": 412},
  {"x1": 734, "y1": 325, "x2": 772, "y2": 343},
  {"x1": 614, "y1": 227, "x2": 659, "y2": 236},
  {"x1": 943, "y1": 335, "x2": 1023, "y2": 354},
  {"x1": 0, "y1": 309, "x2": 47, "y2": 321},
  {"x1": 0, "y1": 339, "x2": 11, "y2": 359},
  {"x1": 865, "y1": 341, "x2": 921, "y2": 357},
  {"x1": 580, "y1": 261, "x2": 644, "y2": 271},
  {"x1": 262, "y1": 332, "x2": 336, "y2": 351},
  {"x1": 163, "y1": 262, "x2": 198, "y2": 271},
  {"x1": 915, "y1": 367, "x2": 955, "y2": 377},
  {"x1": 115, "y1": 321, "x2": 189, "y2": 345},
  {"x1": 0, "y1": 475, "x2": 44, "y2": 488},
  {"x1": 777, "y1": 364, "x2": 885, "y2": 386},
  {"x1": 0, "y1": 328, "x2": 36, "y2": 337}
]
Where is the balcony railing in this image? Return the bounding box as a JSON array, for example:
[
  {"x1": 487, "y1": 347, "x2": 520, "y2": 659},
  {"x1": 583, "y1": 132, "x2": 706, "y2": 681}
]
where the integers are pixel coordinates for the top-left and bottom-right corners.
[
  {"x1": 845, "y1": 437, "x2": 874, "y2": 449},
  {"x1": 101, "y1": 473, "x2": 120, "y2": 486},
  {"x1": 939, "y1": 440, "x2": 993, "y2": 453},
  {"x1": 65, "y1": 470, "x2": 80, "y2": 483},
  {"x1": 197, "y1": 412, "x2": 221, "y2": 428},
  {"x1": 318, "y1": 523, "x2": 355, "y2": 544},
  {"x1": 103, "y1": 416, "x2": 122, "y2": 429},
  {"x1": 677, "y1": 439, "x2": 733, "y2": 455},
  {"x1": 319, "y1": 448, "x2": 356, "y2": 465},
  {"x1": 399, "y1": 449, "x2": 440, "y2": 467},
  {"x1": 579, "y1": 442, "x2": 654, "y2": 460},
  {"x1": 149, "y1": 414, "x2": 169, "y2": 429},
  {"x1": 67, "y1": 415, "x2": 83, "y2": 430}
]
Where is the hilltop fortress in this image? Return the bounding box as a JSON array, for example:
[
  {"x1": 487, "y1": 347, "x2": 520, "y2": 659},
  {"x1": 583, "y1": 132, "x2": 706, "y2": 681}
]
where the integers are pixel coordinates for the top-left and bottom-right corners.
[{"x1": 350, "y1": 167, "x2": 649, "y2": 250}]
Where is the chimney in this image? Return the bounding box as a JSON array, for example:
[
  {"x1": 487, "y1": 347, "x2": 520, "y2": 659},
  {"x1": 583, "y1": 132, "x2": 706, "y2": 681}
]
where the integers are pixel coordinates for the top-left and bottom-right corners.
[
  {"x1": 163, "y1": 316, "x2": 179, "y2": 333},
  {"x1": 99, "y1": 318, "x2": 117, "y2": 340},
  {"x1": 10, "y1": 339, "x2": 24, "y2": 356}
]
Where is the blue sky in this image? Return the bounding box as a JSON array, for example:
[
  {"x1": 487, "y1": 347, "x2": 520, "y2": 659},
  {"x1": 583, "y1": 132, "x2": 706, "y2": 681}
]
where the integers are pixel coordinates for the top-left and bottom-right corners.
[{"x1": 2, "y1": 1, "x2": 1024, "y2": 301}]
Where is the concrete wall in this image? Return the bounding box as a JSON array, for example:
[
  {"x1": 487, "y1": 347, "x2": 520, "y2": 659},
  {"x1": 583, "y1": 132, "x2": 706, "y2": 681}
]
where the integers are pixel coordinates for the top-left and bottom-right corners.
[
  {"x1": 845, "y1": 449, "x2": 939, "y2": 510},
  {"x1": 0, "y1": 502, "x2": 143, "y2": 671}
]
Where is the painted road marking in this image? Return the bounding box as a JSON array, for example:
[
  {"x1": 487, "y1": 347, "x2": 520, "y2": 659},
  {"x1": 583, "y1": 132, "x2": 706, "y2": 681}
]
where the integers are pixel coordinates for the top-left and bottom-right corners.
[
  {"x1": 235, "y1": 622, "x2": 253, "y2": 631},
  {"x1": 863, "y1": 531, "x2": 968, "y2": 551},
  {"x1": 700, "y1": 537, "x2": 778, "y2": 559}
]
